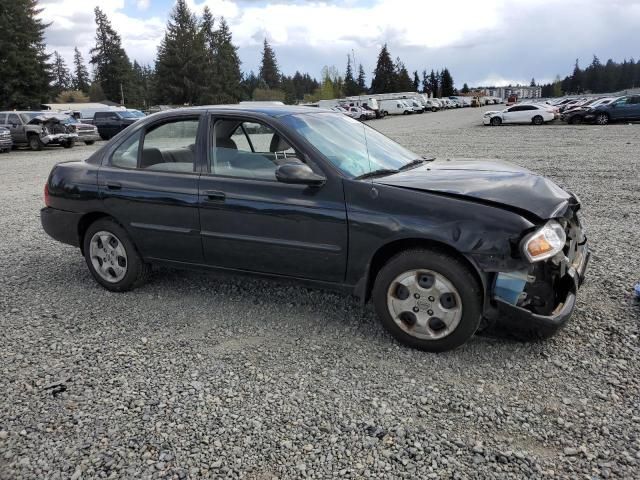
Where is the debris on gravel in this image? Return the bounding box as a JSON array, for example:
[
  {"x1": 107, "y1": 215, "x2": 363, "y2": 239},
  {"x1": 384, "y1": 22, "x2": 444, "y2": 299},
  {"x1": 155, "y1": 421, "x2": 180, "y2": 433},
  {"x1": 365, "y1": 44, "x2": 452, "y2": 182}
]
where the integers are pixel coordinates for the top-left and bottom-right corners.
[{"x1": 1, "y1": 109, "x2": 639, "y2": 479}]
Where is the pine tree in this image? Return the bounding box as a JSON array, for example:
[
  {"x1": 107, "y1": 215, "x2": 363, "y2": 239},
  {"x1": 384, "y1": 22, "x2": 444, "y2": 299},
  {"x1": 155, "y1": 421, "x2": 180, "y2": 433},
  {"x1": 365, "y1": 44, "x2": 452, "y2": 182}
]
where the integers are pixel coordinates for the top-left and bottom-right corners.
[
  {"x1": 356, "y1": 64, "x2": 366, "y2": 92},
  {"x1": 241, "y1": 71, "x2": 260, "y2": 100},
  {"x1": 154, "y1": 0, "x2": 207, "y2": 105},
  {"x1": 371, "y1": 44, "x2": 395, "y2": 93},
  {"x1": 421, "y1": 70, "x2": 428, "y2": 94},
  {"x1": 440, "y1": 68, "x2": 454, "y2": 97},
  {"x1": 569, "y1": 59, "x2": 583, "y2": 93},
  {"x1": 211, "y1": 17, "x2": 243, "y2": 103},
  {"x1": 90, "y1": 7, "x2": 133, "y2": 104},
  {"x1": 72, "y1": 47, "x2": 90, "y2": 93},
  {"x1": 0, "y1": 0, "x2": 51, "y2": 108},
  {"x1": 259, "y1": 39, "x2": 280, "y2": 89},
  {"x1": 461, "y1": 82, "x2": 470, "y2": 94},
  {"x1": 51, "y1": 51, "x2": 72, "y2": 97},
  {"x1": 393, "y1": 57, "x2": 412, "y2": 91},
  {"x1": 529, "y1": 78, "x2": 536, "y2": 87},
  {"x1": 200, "y1": 6, "x2": 218, "y2": 103},
  {"x1": 344, "y1": 55, "x2": 358, "y2": 96},
  {"x1": 427, "y1": 69, "x2": 439, "y2": 97},
  {"x1": 412, "y1": 71, "x2": 420, "y2": 92}
]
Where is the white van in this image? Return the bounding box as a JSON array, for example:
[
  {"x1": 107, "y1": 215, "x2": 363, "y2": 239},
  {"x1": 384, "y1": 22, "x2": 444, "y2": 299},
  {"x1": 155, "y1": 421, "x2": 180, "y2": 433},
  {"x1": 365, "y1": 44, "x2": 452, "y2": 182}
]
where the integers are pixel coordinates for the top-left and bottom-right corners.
[{"x1": 379, "y1": 99, "x2": 413, "y2": 115}]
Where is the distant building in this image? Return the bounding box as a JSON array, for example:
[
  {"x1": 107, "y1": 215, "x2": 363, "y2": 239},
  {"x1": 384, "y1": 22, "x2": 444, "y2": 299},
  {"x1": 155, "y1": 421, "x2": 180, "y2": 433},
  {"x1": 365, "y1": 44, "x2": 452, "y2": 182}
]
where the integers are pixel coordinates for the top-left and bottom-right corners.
[
  {"x1": 42, "y1": 101, "x2": 125, "y2": 112},
  {"x1": 479, "y1": 86, "x2": 542, "y2": 99}
]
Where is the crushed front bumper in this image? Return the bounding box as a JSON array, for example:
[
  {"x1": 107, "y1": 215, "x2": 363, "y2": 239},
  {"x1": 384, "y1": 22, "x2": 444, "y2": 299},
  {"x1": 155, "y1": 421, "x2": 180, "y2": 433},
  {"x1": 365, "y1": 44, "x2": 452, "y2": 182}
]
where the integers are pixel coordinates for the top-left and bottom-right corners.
[
  {"x1": 491, "y1": 241, "x2": 590, "y2": 337},
  {"x1": 41, "y1": 133, "x2": 78, "y2": 145}
]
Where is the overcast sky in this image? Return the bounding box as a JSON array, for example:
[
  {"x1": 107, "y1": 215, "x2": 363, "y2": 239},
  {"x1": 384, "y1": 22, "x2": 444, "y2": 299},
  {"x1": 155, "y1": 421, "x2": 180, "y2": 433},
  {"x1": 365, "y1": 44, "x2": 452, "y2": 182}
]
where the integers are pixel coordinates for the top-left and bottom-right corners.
[{"x1": 40, "y1": 0, "x2": 640, "y2": 87}]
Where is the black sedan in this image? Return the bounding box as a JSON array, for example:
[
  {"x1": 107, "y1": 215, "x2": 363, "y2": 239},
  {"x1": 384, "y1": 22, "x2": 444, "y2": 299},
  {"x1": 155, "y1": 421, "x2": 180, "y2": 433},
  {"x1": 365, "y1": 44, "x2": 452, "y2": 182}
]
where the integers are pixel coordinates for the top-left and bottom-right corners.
[{"x1": 41, "y1": 106, "x2": 589, "y2": 352}]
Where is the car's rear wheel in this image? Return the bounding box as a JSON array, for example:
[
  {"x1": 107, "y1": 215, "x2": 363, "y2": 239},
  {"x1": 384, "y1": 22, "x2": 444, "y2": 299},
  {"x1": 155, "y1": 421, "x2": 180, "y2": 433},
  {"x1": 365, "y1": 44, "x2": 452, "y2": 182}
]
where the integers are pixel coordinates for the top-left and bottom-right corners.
[
  {"x1": 62, "y1": 139, "x2": 75, "y2": 148},
  {"x1": 372, "y1": 249, "x2": 482, "y2": 352},
  {"x1": 85, "y1": 140, "x2": 95, "y2": 146},
  {"x1": 490, "y1": 116, "x2": 502, "y2": 126},
  {"x1": 83, "y1": 218, "x2": 150, "y2": 292},
  {"x1": 532, "y1": 115, "x2": 544, "y2": 125},
  {"x1": 596, "y1": 113, "x2": 609, "y2": 125},
  {"x1": 28, "y1": 134, "x2": 43, "y2": 151},
  {"x1": 572, "y1": 116, "x2": 582, "y2": 125}
]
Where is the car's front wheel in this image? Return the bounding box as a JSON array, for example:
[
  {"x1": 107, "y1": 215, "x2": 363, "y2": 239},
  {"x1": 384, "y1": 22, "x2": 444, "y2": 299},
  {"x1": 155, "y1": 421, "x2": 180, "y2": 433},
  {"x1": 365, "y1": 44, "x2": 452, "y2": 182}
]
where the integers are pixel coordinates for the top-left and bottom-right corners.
[
  {"x1": 83, "y1": 218, "x2": 150, "y2": 292},
  {"x1": 596, "y1": 113, "x2": 609, "y2": 125},
  {"x1": 28, "y1": 134, "x2": 43, "y2": 151},
  {"x1": 490, "y1": 116, "x2": 502, "y2": 126},
  {"x1": 85, "y1": 140, "x2": 95, "y2": 146},
  {"x1": 532, "y1": 115, "x2": 544, "y2": 125},
  {"x1": 372, "y1": 249, "x2": 482, "y2": 352}
]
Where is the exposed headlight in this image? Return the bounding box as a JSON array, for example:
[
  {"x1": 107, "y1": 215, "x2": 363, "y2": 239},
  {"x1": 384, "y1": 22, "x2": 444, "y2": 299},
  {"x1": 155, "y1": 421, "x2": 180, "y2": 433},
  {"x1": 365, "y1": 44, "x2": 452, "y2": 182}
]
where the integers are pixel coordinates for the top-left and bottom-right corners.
[{"x1": 521, "y1": 220, "x2": 566, "y2": 262}]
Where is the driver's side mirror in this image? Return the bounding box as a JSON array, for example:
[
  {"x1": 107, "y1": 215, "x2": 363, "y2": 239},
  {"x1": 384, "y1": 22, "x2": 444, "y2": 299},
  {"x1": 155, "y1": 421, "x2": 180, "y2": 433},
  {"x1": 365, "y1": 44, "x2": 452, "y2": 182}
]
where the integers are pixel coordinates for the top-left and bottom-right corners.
[{"x1": 275, "y1": 163, "x2": 326, "y2": 187}]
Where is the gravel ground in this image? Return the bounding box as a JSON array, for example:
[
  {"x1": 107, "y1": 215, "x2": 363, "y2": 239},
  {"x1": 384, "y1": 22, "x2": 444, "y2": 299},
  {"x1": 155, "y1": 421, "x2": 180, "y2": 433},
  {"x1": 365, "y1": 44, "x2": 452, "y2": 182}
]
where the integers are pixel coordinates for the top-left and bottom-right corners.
[{"x1": 1, "y1": 107, "x2": 639, "y2": 479}]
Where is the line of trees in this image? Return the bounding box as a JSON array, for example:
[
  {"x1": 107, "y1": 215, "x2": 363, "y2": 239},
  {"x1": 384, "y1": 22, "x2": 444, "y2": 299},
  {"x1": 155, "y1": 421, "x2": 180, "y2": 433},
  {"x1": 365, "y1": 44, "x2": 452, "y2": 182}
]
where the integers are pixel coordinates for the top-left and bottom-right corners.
[
  {"x1": 2, "y1": 0, "x2": 459, "y2": 109},
  {"x1": 540, "y1": 56, "x2": 640, "y2": 97}
]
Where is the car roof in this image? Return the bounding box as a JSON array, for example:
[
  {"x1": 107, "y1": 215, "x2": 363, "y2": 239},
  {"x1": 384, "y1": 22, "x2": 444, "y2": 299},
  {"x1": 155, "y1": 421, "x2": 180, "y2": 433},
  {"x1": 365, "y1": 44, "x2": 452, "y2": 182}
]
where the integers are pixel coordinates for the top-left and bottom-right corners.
[{"x1": 148, "y1": 104, "x2": 323, "y2": 118}]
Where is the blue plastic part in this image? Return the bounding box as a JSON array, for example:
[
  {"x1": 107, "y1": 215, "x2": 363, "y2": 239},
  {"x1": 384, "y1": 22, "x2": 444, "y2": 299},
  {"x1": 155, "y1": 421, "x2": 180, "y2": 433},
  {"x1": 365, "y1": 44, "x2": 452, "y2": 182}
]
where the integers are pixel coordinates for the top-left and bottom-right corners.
[{"x1": 494, "y1": 270, "x2": 529, "y2": 305}]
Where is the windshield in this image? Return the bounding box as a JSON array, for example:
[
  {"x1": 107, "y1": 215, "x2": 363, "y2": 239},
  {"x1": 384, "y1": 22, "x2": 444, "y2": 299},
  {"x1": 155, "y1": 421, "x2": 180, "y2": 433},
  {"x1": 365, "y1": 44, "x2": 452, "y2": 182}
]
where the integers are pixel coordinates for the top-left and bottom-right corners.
[
  {"x1": 19, "y1": 112, "x2": 42, "y2": 122},
  {"x1": 280, "y1": 112, "x2": 421, "y2": 178},
  {"x1": 128, "y1": 110, "x2": 145, "y2": 117},
  {"x1": 118, "y1": 111, "x2": 138, "y2": 118}
]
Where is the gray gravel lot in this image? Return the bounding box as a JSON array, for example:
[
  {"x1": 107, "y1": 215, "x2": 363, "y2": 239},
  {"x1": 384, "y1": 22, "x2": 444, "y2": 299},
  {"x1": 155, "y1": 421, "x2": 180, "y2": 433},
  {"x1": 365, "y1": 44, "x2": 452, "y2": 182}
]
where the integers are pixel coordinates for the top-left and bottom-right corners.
[{"x1": 1, "y1": 107, "x2": 639, "y2": 479}]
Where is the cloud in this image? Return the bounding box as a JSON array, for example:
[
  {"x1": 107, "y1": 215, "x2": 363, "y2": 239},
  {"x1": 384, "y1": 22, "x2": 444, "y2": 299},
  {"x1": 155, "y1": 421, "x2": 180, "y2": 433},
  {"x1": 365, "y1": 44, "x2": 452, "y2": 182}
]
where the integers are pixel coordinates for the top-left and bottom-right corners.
[
  {"x1": 39, "y1": 0, "x2": 640, "y2": 87},
  {"x1": 137, "y1": 0, "x2": 151, "y2": 10}
]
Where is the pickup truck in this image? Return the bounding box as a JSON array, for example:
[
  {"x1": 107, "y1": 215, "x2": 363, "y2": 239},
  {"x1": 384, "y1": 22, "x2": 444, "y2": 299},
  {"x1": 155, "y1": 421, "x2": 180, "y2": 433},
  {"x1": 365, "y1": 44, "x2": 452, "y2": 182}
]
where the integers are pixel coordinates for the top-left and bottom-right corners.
[
  {"x1": 0, "y1": 111, "x2": 78, "y2": 151},
  {"x1": 93, "y1": 110, "x2": 141, "y2": 140}
]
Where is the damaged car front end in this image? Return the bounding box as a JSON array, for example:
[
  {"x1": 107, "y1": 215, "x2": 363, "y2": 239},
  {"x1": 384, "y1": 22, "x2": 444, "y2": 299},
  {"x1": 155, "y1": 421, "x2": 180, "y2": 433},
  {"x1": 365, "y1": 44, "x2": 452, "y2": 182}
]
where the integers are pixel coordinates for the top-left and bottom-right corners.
[
  {"x1": 489, "y1": 200, "x2": 589, "y2": 337},
  {"x1": 28, "y1": 114, "x2": 78, "y2": 148}
]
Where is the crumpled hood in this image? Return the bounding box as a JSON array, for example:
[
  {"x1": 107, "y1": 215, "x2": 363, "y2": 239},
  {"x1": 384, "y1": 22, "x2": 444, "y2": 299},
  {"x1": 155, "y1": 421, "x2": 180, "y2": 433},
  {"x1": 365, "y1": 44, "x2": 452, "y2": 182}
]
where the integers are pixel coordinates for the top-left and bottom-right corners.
[{"x1": 374, "y1": 158, "x2": 574, "y2": 219}]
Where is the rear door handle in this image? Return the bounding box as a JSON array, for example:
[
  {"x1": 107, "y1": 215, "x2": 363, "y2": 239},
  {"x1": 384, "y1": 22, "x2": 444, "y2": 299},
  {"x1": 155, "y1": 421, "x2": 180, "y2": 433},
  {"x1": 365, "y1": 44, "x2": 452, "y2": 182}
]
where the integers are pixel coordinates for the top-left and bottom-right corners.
[
  {"x1": 203, "y1": 190, "x2": 226, "y2": 202},
  {"x1": 105, "y1": 182, "x2": 122, "y2": 190}
]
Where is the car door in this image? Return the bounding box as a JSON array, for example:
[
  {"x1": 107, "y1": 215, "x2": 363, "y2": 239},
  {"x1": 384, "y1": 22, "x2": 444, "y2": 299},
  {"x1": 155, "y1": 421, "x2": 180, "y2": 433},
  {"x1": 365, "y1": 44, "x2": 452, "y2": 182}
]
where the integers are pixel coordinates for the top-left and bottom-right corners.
[
  {"x1": 627, "y1": 96, "x2": 640, "y2": 120},
  {"x1": 502, "y1": 106, "x2": 519, "y2": 123},
  {"x1": 198, "y1": 114, "x2": 348, "y2": 282},
  {"x1": 98, "y1": 113, "x2": 204, "y2": 263},
  {"x1": 609, "y1": 97, "x2": 630, "y2": 120},
  {"x1": 6, "y1": 113, "x2": 25, "y2": 143}
]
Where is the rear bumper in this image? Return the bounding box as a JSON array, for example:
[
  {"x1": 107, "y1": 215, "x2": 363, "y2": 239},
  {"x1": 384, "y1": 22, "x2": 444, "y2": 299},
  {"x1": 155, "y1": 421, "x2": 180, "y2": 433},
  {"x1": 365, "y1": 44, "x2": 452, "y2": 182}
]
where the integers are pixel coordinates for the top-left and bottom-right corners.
[
  {"x1": 41, "y1": 207, "x2": 82, "y2": 247},
  {"x1": 492, "y1": 243, "x2": 590, "y2": 337},
  {"x1": 0, "y1": 138, "x2": 12, "y2": 149}
]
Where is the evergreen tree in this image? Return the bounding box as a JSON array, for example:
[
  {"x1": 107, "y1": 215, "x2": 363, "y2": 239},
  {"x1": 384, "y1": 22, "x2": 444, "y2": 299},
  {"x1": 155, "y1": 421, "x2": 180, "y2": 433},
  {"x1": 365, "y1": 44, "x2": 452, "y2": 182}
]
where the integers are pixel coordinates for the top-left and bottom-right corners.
[
  {"x1": 72, "y1": 47, "x2": 90, "y2": 93},
  {"x1": 356, "y1": 64, "x2": 366, "y2": 92},
  {"x1": 584, "y1": 55, "x2": 603, "y2": 92},
  {"x1": 199, "y1": 6, "x2": 218, "y2": 103},
  {"x1": 461, "y1": 82, "x2": 470, "y2": 94},
  {"x1": 427, "y1": 69, "x2": 439, "y2": 97},
  {"x1": 569, "y1": 59, "x2": 583, "y2": 93},
  {"x1": 259, "y1": 39, "x2": 280, "y2": 89},
  {"x1": 344, "y1": 55, "x2": 358, "y2": 96},
  {"x1": 0, "y1": 0, "x2": 51, "y2": 108},
  {"x1": 529, "y1": 78, "x2": 536, "y2": 87},
  {"x1": 421, "y1": 70, "x2": 428, "y2": 94},
  {"x1": 393, "y1": 57, "x2": 412, "y2": 91},
  {"x1": 90, "y1": 7, "x2": 133, "y2": 104},
  {"x1": 370, "y1": 44, "x2": 395, "y2": 93},
  {"x1": 154, "y1": 0, "x2": 207, "y2": 105},
  {"x1": 241, "y1": 71, "x2": 260, "y2": 99},
  {"x1": 51, "y1": 51, "x2": 72, "y2": 97},
  {"x1": 440, "y1": 68, "x2": 454, "y2": 96},
  {"x1": 88, "y1": 81, "x2": 106, "y2": 102},
  {"x1": 412, "y1": 71, "x2": 420, "y2": 91},
  {"x1": 210, "y1": 17, "x2": 243, "y2": 103}
]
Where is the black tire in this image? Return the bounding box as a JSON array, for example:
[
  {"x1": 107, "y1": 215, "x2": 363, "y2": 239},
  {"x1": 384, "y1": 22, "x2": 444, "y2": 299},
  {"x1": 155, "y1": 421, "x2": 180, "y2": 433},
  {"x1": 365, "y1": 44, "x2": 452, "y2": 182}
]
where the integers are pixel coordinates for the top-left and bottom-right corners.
[
  {"x1": 85, "y1": 140, "x2": 95, "y2": 146},
  {"x1": 572, "y1": 116, "x2": 582, "y2": 125},
  {"x1": 431, "y1": 107, "x2": 437, "y2": 112},
  {"x1": 490, "y1": 116, "x2": 502, "y2": 126},
  {"x1": 99, "y1": 133, "x2": 110, "y2": 141},
  {"x1": 28, "y1": 134, "x2": 43, "y2": 151},
  {"x1": 532, "y1": 115, "x2": 544, "y2": 125},
  {"x1": 596, "y1": 113, "x2": 609, "y2": 125},
  {"x1": 360, "y1": 115, "x2": 366, "y2": 120},
  {"x1": 372, "y1": 249, "x2": 483, "y2": 352},
  {"x1": 83, "y1": 218, "x2": 151, "y2": 292},
  {"x1": 62, "y1": 139, "x2": 75, "y2": 149}
]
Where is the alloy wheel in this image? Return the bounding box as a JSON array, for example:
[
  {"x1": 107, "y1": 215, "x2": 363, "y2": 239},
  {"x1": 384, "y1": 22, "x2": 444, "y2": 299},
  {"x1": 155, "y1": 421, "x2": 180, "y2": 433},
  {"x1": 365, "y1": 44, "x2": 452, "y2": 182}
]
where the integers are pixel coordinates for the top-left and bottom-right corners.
[
  {"x1": 386, "y1": 269, "x2": 463, "y2": 340},
  {"x1": 89, "y1": 231, "x2": 128, "y2": 283}
]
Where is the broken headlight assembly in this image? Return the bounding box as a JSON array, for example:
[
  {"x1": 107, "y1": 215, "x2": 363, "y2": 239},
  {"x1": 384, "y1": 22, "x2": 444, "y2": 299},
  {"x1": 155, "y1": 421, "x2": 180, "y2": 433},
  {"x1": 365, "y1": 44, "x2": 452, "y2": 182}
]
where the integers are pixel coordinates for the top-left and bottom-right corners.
[{"x1": 521, "y1": 220, "x2": 566, "y2": 262}]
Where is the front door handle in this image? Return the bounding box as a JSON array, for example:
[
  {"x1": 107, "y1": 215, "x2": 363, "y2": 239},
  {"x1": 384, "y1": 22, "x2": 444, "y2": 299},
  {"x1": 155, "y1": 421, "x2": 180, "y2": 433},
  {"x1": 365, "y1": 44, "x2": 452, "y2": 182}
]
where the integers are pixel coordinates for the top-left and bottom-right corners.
[
  {"x1": 105, "y1": 182, "x2": 122, "y2": 190},
  {"x1": 203, "y1": 190, "x2": 226, "y2": 202}
]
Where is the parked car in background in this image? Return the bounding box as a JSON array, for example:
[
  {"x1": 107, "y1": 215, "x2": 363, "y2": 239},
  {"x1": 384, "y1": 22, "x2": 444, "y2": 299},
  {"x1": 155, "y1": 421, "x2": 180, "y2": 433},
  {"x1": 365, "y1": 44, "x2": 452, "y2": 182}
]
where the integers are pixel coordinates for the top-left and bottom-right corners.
[
  {"x1": 0, "y1": 111, "x2": 77, "y2": 150},
  {"x1": 93, "y1": 110, "x2": 142, "y2": 140},
  {"x1": 346, "y1": 106, "x2": 375, "y2": 120},
  {"x1": 561, "y1": 98, "x2": 612, "y2": 124},
  {"x1": 61, "y1": 115, "x2": 100, "y2": 145},
  {"x1": 41, "y1": 105, "x2": 589, "y2": 353},
  {"x1": 583, "y1": 95, "x2": 640, "y2": 125},
  {"x1": 0, "y1": 126, "x2": 12, "y2": 152},
  {"x1": 127, "y1": 109, "x2": 146, "y2": 118},
  {"x1": 483, "y1": 104, "x2": 555, "y2": 126}
]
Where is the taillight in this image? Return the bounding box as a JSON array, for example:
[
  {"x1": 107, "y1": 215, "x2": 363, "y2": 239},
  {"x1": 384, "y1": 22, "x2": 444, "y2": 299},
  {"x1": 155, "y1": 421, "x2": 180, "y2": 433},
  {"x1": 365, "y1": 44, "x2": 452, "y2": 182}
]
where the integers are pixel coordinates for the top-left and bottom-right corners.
[{"x1": 44, "y1": 183, "x2": 50, "y2": 207}]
